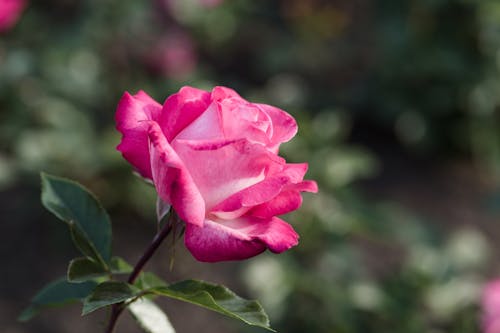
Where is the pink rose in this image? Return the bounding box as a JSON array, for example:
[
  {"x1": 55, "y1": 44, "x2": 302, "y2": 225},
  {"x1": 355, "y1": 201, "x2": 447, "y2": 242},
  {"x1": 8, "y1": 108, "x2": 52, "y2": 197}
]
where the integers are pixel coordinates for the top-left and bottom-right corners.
[
  {"x1": 116, "y1": 86, "x2": 317, "y2": 262},
  {"x1": 482, "y1": 280, "x2": 500, "y2": 333},
  {"x1": 0, "y1": 0, "x2": 26, "y2": 32}
]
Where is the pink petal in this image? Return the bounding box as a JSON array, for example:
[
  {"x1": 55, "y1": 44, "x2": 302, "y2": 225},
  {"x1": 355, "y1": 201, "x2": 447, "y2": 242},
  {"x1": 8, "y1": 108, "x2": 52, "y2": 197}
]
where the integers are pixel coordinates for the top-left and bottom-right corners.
[
  {"x1": 174, "y1": 102, "x2": 224, "y2": 141},
  {"x1": 289, "y1": 180, "x2": 318, "y2": 193},
  {"x1": 116, "y1": 91, "x2": 162, "y2": 179},
  {"x1": 184, "y1": 216, "x2": 299, "y2": 262},
  {"x1": 256, "y1": 103, "x2": 298, "y2": 150},
  {"x1": 211, "y1": 86, "x2": 242, "y2": 102},
  {"x1": 210, "y1": 86, "x2": 298, "y2": 152},
  {"x1": 173, "y1": 138, "x2": 284, "y2": 210},
  {"x1": 280, "y1": 163, "x2": 308, "y2": 182},
  {"x1": 242, "y1": 180, "x2": 316, "y2": 219},
  {"x1": 159, "y1": 86, "x2": 211, "y2": 141},
  {"x1": 148, "y1": 122, "x2": 205, "y2": 227},
  {"x1": 211, "y1": 176, "x2": 290, "y2": 220},
  {"x1": 210, "y1": 164, "x2": 317, "y2": 218},
  {"x1": 218, "y1": 98, "x2": 272, "y2": 146},
  {"x1": 248, "y1": 190, "x2": 303, "y2": 219},
  {"x1": 117, "y1": 129, "x2": 155, "y2": 179}
]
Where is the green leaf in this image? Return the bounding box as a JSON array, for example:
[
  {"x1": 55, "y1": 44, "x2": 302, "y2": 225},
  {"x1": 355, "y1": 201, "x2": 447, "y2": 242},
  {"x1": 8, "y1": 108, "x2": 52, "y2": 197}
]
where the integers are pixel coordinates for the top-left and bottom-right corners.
[
  {"x1": 128, "y1": 298, "x2": 176, "y2": 333},
  {"x1": 67, "y1": 257, "x2": 132, "y2": 283},
  {"x1": 67, "y1": 257, "x2": 108, "y2": 282},
  {"x1": 82, "y1": 281, "x2": 140, "y2": 315},
  {"x1": 149, "y1": 280, "x2": 274, "y2": 331},
  {"x1": 109, "y1": 257, "x2": 133, "y2": 274},
  {"x1": 69, "y1": 227, "x2": 106, "y2": 266},
  {"x1": 134, "y1": 272, "x2": 168, "y2": 290},
  {"x1": 41, "y1": 173, "x2": 112, "y2": 265},
  {"x1": 19, "y1": 279, "x2": 97, "y2": 321}
]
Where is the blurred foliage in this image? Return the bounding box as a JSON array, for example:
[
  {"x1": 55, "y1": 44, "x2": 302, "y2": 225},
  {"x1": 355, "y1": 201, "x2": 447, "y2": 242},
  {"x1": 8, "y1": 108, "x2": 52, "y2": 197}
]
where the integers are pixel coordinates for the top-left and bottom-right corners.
[{"x1": 2, "y1": 0, "x2": 500, "y2": 332}]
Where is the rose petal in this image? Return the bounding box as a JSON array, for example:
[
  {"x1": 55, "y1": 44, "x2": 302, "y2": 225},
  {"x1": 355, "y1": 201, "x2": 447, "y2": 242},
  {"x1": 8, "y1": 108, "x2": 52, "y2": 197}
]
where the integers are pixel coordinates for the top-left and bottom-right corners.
[
  {"x1": 159, "y1": 86, "x2": 211, "y2": 141},
  {"x1": 211, "y1": 86, "x2": 242, "y2": 102},
  {"x1": 210, "y1": 176, "x2": 289, "y2": 220},
  {"x1": 173, "y1": 138, "x2": 284, "y2": 210},
  {"x1": 117, "y1": 129, "x2": 156, "y2": 179},
  {"x1": 116, "y1": 91, "x2": 162, "y2": 178},
  {"x1": 174, "y1": 102, "x2": 224, "y2": 142},
  {"x1": 210, "y1": 87, "x2": 297, "y2": 152},
  {"x1": 289, "y1": 180, "x2": 318, "y2": 193},
  {"x1": 219, "y1": 98, "x2": 272, "y2": 146},
  {"x1": 256, "y1": 103, "x2": 298, "y2": 150},
  {"x1": 279, "y1": 163, "x2": 309, "y2": 182},
  {"x1": 248, "y1": 190, "x2": 303, "y2": 219},
  {"x1": 148, "y1": 122, "x2": 205, "y2": 227},
  {"x1": 210, "y1": 163, "x2": 316, "y2": 217},
  {"x1": 184, "y1": 216, "x2": 299, "y2": 262}
]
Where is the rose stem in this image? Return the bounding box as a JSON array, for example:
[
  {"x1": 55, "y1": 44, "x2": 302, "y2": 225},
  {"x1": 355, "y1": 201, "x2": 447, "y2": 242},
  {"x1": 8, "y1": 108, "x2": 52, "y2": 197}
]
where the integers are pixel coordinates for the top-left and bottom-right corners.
[{"x1": 104, "y1": 213, "x2": 175, "y2": 333}]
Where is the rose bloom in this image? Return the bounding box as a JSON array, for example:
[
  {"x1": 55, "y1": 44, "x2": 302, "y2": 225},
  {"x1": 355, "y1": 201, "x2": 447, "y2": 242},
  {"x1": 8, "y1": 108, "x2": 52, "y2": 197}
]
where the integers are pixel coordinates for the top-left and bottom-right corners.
[
  {"x1": 482, "y1": 279, "x2": 500, "y2": 333},
  {"x1": 0, "y1": 0, "x2": 26, "y2": 32},
  {"x1": 116, "y1": 86, "x2": 317, "y2": 262}
]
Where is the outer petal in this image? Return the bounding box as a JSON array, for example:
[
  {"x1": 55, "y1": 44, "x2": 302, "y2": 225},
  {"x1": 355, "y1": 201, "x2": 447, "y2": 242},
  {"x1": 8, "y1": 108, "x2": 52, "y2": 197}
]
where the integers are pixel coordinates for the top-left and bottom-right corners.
[
  {"x1": 185, "y1": 216, "x2": 299, "y2": 262},
  {"x1": 214, "y1": 181, "x2": 317, "y2": 219},
  {"x1": 116, "y1": 91, "x2": 162, "y2": 179},
  {"x1": 249, "y1": 180, "x2": 317, "y2": 218},
  {"x1": 250, "y1": 190, "x2": 303, "y2": 219},
  {"x1": 211, "y1": 86, "x2": 242, "y2": 102},
  {"x1": 116, "y1": 91, "x2": 162, "y2": 131},
  {"x1": 211, "y1": 86, "x2": 298, "y2": 151},
  {"x1": 210, "y1": 176, "x2": 289, "y2": 220},
  {"x1": 211, "y1": 163, "x2": 317, "y2": 219},
  {"x1": 159, "y1": 86, "x2": 211, "y2": 141},
  {"x1": 256, "y1": 103, "x2": 298, "y2": 150},
  {"x1": 148, "y1": 122, "x2": 205, "y2": 226},
  {"x1": 218, "y1": 98, "x2": 272, "y2": 146}
]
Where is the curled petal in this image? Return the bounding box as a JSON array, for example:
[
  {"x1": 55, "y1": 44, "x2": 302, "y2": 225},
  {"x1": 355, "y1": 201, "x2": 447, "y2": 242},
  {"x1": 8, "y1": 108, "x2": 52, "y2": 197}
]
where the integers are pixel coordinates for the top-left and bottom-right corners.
[
  {"x1": 211, "y1": 176, "x2": 289, "y2": 220},
  {"x1": 278, "y1": 163, "x2": 308, "y2": 182},
  {"x1": 185, "y1": 217, "x2": 299, "y2": 262},
  {"x1": 148, "y1": 122, "x2": 205, "y2": 226},
  {"x1": 248, "y1": 190, "x2": 303, "y2": 219},
  {"x1": 289, "y1": 180, "x2": 318, "y2": 193},
  {"x1": 116, "y1": 91, "x2": 162, "y2": 178},
  {"x1": 250, "y1": 179, "x2": 317, "y2": 218},
  {"x1": 159, "y1": 86, "x2": 211, "y2": 141},
  {"x1": 256, "y1": 103, "x2": 297, "y2": 150},
  {"x1": 211, "y1": 162, "x2": 317, "y2": 219},
  {"x1": 116, "y1": 91, "x2": 162, "y2": 131}
]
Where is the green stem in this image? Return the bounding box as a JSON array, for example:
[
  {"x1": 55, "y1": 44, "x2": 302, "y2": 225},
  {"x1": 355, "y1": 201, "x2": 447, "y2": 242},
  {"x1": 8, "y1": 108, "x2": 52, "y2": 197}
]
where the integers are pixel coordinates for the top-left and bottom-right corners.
[{"x1": 104, "y1": 213, "x2": 175, "y2": 333}]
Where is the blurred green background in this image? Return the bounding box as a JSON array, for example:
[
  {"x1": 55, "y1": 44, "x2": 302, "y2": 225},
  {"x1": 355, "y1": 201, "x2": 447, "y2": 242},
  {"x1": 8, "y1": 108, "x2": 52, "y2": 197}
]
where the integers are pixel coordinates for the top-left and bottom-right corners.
[{"x1": 2, "y1": 0, "x2": 500, "y2": 332}]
